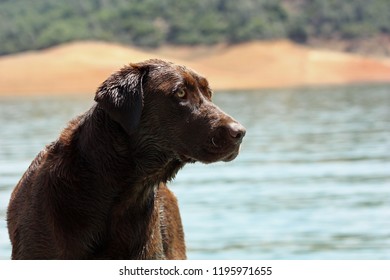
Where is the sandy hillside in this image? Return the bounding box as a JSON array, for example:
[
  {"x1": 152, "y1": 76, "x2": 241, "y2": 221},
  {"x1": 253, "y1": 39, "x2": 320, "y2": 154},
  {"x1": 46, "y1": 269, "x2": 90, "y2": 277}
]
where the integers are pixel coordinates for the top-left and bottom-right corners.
[{"x1": 0, "y1": 40, "x2": 390, "y2": 95}]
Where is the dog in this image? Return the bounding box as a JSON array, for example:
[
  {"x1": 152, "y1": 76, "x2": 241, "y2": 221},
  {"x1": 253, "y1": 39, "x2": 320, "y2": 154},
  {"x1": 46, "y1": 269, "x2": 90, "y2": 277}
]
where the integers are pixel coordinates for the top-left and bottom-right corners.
[{"x1": 7, "y1": 59, "x2": 246, "y2": 259}]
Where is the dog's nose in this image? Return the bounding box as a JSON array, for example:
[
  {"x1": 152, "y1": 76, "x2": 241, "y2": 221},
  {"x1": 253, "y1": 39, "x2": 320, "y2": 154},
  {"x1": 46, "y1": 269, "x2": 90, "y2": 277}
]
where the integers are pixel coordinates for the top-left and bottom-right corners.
[{"x1": 226, "y1": 122, "x2": 246, "y2": 142}]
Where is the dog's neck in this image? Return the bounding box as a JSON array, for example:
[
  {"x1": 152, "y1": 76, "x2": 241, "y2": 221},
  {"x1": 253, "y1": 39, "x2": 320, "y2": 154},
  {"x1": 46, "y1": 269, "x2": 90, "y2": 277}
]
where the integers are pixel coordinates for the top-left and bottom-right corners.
[
  {"x1": 75, "y1": 105, "x2": 185, "y2": 201},
  {"x1": 59, "y1": 105, "x2": 185, "y2": 258}
]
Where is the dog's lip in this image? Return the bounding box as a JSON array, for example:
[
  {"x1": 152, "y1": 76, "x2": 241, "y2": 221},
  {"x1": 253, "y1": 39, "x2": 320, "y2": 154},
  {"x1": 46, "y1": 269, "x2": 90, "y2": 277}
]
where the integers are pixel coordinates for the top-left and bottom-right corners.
[
  {"x1": 207, "y1": 141, "x2": 241, "y2": 154},
  {"x1": 221, "y1": 146, "x2": 241, "y2": 162},
  {"x1": 223, "y1": 147, "x2": 240, "y2": 162},
  {"x1": 202, "y1": 143, "x2": 241, "y2": 162},
  {"x1": 178, "y1": 142, "x2": 242, "y2": 164}
]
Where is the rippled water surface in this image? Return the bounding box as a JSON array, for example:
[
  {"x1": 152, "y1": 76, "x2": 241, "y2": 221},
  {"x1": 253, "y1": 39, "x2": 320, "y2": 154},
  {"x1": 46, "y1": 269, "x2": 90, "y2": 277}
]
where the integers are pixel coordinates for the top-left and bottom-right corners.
[{"x1": 1, "y1": 84, "x2": 389, "y2": 259}]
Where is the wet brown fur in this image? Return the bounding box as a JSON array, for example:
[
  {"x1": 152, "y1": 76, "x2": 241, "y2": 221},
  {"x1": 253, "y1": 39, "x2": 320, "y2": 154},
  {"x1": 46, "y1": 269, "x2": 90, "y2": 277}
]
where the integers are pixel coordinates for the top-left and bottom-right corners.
[{"x1": 7, "y1": 59, "x2": 245, "y2": 259}]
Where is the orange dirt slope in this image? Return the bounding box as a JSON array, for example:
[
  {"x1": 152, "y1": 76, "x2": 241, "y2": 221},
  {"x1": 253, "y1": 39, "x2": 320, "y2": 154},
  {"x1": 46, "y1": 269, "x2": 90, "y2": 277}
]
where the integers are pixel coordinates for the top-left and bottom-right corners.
[{"x1": 0, "y1": 40, "x2": 389, "y2": 95}]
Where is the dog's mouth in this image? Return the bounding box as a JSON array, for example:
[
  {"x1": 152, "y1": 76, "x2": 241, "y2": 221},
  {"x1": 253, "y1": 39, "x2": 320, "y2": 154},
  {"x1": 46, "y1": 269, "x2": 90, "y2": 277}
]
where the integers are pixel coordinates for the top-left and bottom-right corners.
[
  {"x1": 179, "y1": 139, "x2": 242, "y2": 164},
  {"x1": 204, "y1": 142, "x2": 241, "y2": 163}
]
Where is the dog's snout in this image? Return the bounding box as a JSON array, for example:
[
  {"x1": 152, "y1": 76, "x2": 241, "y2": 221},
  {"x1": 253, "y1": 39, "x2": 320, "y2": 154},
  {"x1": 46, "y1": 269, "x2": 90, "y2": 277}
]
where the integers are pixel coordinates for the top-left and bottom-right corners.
[{"x1": 226, "y1": 122, "x2": 246, "y2": 142}]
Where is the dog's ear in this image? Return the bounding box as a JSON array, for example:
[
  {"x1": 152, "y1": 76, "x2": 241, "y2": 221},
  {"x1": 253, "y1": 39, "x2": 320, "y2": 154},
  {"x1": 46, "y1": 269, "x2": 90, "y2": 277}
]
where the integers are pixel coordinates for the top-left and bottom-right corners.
[{"x1": 95, "y1": 64, "x2": 148, "y2": 134}]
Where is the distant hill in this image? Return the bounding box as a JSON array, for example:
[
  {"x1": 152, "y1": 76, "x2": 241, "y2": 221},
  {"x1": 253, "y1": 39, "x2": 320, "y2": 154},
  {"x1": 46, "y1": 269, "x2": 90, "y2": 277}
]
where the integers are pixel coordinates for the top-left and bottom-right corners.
[
  {"x1": 0, "y1": 0, "x2": 389, "y2": 56},
  {"x1": 1, "y1": 40, "x2": 390, "y2": 95}
]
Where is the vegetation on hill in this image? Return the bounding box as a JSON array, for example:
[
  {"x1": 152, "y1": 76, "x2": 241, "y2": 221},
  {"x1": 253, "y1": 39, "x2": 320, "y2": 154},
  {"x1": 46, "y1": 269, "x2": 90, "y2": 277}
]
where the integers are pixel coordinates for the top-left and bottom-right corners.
[{"x1": 0, "y1": 0, "x2": 389, "y2": 55}]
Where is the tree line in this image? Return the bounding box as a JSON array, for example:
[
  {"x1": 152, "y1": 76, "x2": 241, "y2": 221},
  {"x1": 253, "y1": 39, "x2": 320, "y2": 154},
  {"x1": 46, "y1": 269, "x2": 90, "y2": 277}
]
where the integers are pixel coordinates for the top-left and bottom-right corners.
[{"x1": 0, "y1": 0, "x2": 389, "y2": 55}]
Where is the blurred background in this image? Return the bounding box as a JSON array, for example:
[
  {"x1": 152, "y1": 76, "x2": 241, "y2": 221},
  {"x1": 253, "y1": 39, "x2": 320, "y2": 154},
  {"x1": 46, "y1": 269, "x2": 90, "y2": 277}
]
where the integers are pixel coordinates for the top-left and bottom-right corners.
[{"x1": 0, "y1": 0, "x2": 389, "y2": 259}]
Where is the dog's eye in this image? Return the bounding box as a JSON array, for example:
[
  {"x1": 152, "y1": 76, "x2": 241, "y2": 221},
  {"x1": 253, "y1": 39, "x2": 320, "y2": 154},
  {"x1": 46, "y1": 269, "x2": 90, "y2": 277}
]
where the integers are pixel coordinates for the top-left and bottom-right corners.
[{"x1": 175, "y1": 89, "x2": 186, "y2": 99}]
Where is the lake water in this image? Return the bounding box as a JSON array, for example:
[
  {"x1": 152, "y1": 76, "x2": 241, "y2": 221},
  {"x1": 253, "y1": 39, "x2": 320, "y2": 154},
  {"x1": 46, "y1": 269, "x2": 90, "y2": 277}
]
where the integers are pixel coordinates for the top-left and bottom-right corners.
[{"x1": 0, "y1": 84, "x2": 389, "y2": 259}]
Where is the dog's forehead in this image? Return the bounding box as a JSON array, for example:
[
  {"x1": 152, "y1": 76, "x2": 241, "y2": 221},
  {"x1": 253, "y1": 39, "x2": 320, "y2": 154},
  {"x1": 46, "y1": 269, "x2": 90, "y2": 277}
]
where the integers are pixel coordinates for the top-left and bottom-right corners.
[
  {"x1": 176, "y1": 65, "x2": 209, "y2": 89},
  {"x1": 150, "y1": 63, "x2": 209, "y2": 92}
]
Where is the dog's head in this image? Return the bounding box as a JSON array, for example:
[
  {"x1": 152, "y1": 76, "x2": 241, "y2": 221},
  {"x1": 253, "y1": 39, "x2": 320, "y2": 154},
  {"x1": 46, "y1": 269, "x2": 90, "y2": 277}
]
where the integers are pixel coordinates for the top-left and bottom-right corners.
[{"x1": 95, "y1": 59, "x2": 246, "y2": 164}]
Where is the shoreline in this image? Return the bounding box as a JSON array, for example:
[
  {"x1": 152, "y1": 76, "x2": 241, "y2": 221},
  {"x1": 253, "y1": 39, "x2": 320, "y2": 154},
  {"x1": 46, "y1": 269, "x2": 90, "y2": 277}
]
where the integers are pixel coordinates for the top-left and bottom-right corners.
[
  {"x1": 1, "y1": 81, "x2": 388, "y2": 98},
  {"x1": 1, "y1": 40, "x2": 390, "y2": 96}
]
